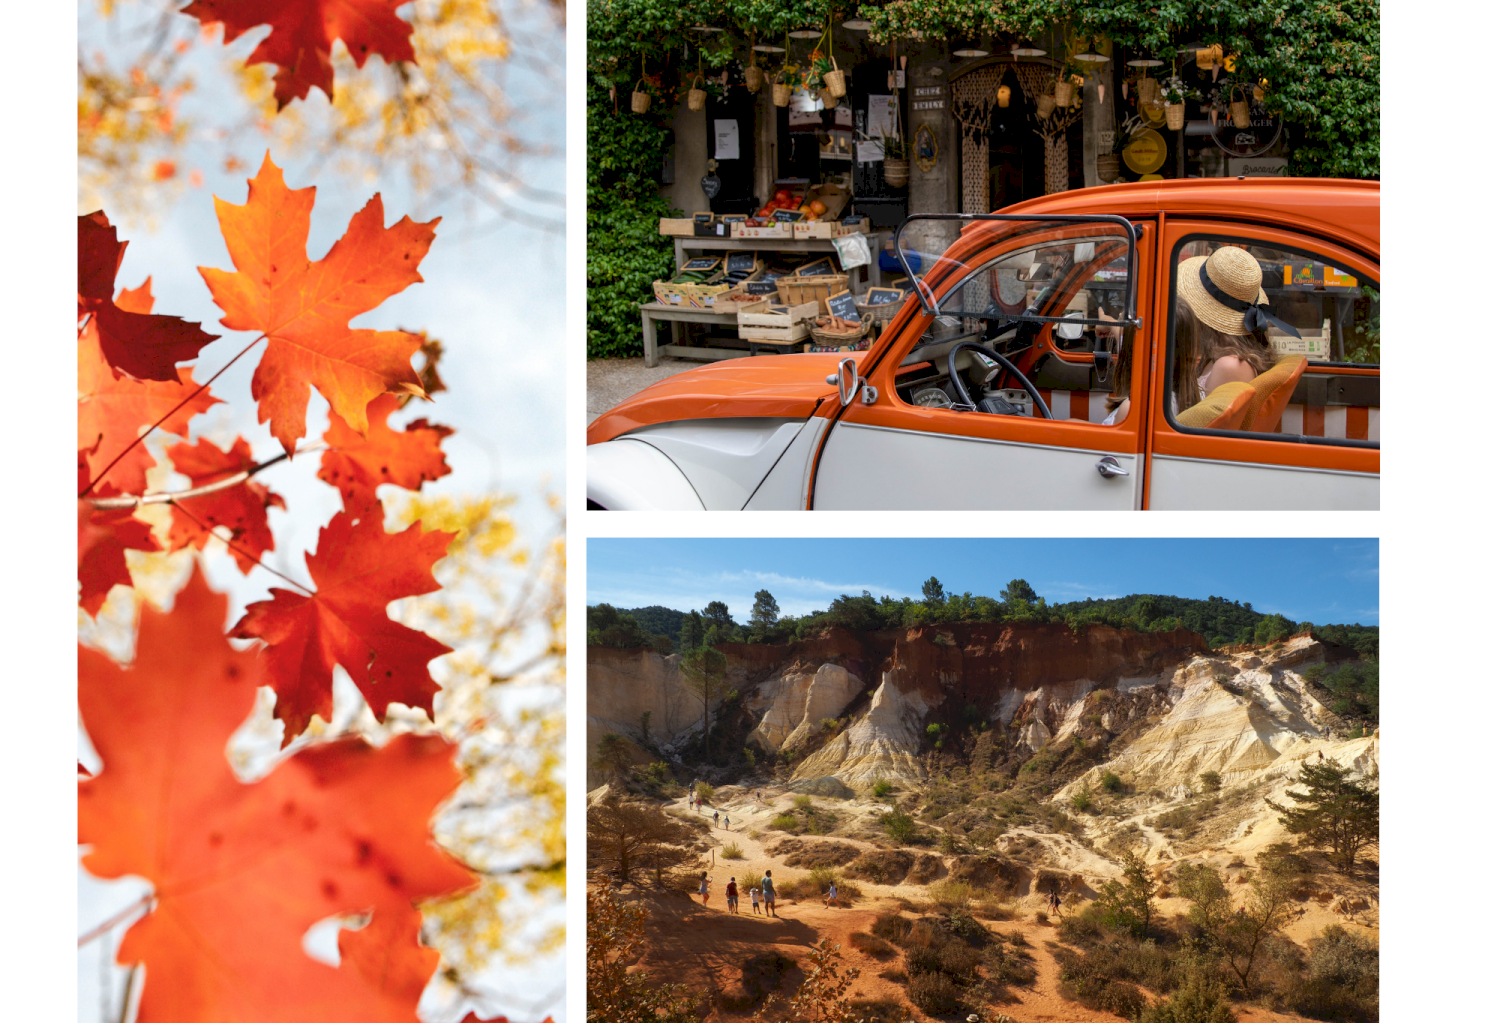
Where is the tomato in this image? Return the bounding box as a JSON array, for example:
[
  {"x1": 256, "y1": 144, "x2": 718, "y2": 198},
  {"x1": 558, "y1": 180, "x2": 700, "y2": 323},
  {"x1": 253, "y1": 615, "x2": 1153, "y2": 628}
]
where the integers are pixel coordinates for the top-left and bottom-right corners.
[
  {"x1": 808, "y1": 199, "x2": 827, "y2": 216},
  {"x1": 773, "y1": 189, "x2": 792, "y2": 203}
]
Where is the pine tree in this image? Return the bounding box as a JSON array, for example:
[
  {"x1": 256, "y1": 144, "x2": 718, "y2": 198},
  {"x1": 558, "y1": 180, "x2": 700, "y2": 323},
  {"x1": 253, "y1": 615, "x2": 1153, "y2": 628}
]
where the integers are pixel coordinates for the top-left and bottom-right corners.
[{"x1": 1265, "y1": 761, "x2": 1378, "y2": 872}]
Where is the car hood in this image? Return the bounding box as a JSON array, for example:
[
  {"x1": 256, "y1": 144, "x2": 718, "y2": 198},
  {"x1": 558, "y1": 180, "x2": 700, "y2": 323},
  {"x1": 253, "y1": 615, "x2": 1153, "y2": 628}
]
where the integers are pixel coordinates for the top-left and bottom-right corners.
[{"x1": 587, "y1": 353, "x2": 849, "y2": 444}]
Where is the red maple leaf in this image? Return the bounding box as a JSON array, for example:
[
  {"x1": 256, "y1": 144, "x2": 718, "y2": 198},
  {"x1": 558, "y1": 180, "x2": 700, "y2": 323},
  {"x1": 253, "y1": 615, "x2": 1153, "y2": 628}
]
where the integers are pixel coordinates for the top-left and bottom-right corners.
[
  {"x1": 231, "y1": 507, "x2": 454, "y2": 742},
  {"x1": 165, "y1": 436, "x2": 286, "y2": 573},
  {"x1": 78, "y1": 212, "x2": 217, "y2": 381},
  {"x1": 79, "y1": 565, "x2": 474, "y2": 1021},
  {"x1": 198, "y1": 154, "x2": 437, "y2": 456},
  {"x1": 182, "y1": 0, "x2": 416, "y2": 109},
  {"x1": 78, "y1": 443, "x2": 160, "y2": 615},
  {"x1": 320, "y1": 392, "x2": 453, "y2": 512},
  {"x1": 79, "y1": 281, "x2": 221, "y2": 497}
]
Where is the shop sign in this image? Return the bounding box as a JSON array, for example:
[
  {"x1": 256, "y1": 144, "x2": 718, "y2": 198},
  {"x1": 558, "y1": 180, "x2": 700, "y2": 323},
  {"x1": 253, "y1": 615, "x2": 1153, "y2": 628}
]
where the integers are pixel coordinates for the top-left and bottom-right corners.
[
  {"x1": 1120, "y1": 128, "x2": 1167, "y2": 175},
  {"x1": 1212, "y1": 115, "x2": 1282, "y2": 157},
  {"x1": 912, "y1": 100, "x2": 945, "y2": 111},
  {"x1": 1227, "y1": 156, "x2": 1288, "y2": 177},
  {"x1": 914, "y1": 86, "x2": 945, "y2": 97}
]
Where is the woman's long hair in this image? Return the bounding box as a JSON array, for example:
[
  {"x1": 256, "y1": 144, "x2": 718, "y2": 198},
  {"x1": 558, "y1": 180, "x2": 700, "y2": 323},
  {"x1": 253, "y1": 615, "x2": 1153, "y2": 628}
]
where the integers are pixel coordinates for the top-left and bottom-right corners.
[{"x1": 1173, "y1": 301, "x2": 1273, "y2": 412}]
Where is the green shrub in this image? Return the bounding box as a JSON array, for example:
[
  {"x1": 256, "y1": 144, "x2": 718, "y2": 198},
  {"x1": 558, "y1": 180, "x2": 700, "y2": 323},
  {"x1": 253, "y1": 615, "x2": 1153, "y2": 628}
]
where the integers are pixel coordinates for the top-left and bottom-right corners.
[
  {"x1": 946, "y1": 910, "x2": 987, "y2": 944},
  {"x1": 822, "y1": 717, "x2": 839, "y2": 731},
  {"x1": 1071, "y1": 788, "x2": 1094, "y2": 812},
  {"x1": 929, "y1": 879, "x2": 973, "y2": 910},
  {"x1": 1199, "y1": 771, "x2": 1221, "y2": 793},
  {"x1": 793, "y1": 794, "x2": 812, "y2": 811},
  {"x1": 1100, "y1": 770, "x2": 1123, "y2": 793},
  {"x1": 770, "y1": 814, "x2": 798, "y2": 831},
  {"x1": 740, "y1": 870, "x2": 764, "y2": 895},
  {"x1": 722, "y1": 842, "x2": 744, "y2": 860},
  {"x1": 983, "y1": 943, "x2": 1038, "y2": 987},
  {"x1": 870, "y1": 912, "x2": 913, "y2": 945},
  {"x1": 695, "y1": 781, "x2": 715, "y2": 801},
  {"x1": 1054, "y1": 946, "x2": 1145, "y2": 1017},
  {"x1": 907, "y1": 972, "x2": 961, "y2": 1015},
  {"x1": 881, "y1": 809, "x2": 917, "y2": 844},
  {"x1": 872, "y1": 778, "x2": 893, "y2": 798},
  {"x1": 1135, "y1": 971, "x2": 1236, "y2": 1023}
]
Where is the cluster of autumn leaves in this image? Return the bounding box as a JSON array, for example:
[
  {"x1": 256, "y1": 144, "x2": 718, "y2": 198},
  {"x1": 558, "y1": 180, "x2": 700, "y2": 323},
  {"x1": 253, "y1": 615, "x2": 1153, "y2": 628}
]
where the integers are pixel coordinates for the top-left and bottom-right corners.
[{"x1": 77, "y1": 154, "x2": 493, "y2": 1021}]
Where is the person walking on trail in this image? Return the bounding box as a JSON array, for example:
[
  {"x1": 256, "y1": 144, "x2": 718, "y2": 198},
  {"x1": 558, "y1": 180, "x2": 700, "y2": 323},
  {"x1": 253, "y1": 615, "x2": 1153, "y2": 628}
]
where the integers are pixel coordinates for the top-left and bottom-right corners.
[
  {"x1": 1049, "y1": 891, "x2": 1061, "y2": 916},
  {"x1": 750, "y1": 884, "x2": 761, "y2": 914},
  {"x1": 762, "y1": 870, "x2": 777, "y2": 917},
  {"x1": 723, "y1": 814, "x2": 731, "y2": 830},
  {"x1": 699, "y1": 872, "x2": 711, "y2": 906},
  {"x1": 714, "y1": 810, "x2": 720, "y2": 827},
  {"x1": 824, "y1": 880, "x2": 839, "y2": 908},
  {"x1": 726, "y1": 877, "x2": 739, "y2": 914}
]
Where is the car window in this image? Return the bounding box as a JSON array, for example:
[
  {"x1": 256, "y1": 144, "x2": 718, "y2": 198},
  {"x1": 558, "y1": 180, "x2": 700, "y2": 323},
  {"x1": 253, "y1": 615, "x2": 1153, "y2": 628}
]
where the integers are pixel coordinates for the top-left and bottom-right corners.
[
  {"x1": 1164, "y1": 235, "x2": 1378, "y2": 445},
  {"x1": 891, "y1": 220, "x2": 1141, "y2": 426}
]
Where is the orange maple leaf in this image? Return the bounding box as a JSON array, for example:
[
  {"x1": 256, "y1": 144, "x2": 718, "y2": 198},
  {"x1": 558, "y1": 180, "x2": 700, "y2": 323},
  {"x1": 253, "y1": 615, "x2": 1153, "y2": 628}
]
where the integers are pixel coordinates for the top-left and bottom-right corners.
[
  {"x1": 231, "y1": 507, "x2": 455, "y2": 743},
  {"x1": 320, "y1": 393, "x2": 453, "y2": 512},
  {"x1": 199, "y1": 154, "x2": 437, "y2": 456},
  {"x1": 78, "y1": 212, "x2": 218, "y2": 382},
  {"x1": 165, "y1": 436, "x2": 286, "y2": 573},
  {"x1": 79, "y1": 565, "x2": 474, "y2": 1021},
  {"x1": 182, "y1": 0, "x2": 416, "y2": 109},
  {"x1": 79, "y1": 281, "x2": 221, "y2": 497},
  {"x1": 78, "y1": 442, "x2": 160, "y2": 615}
]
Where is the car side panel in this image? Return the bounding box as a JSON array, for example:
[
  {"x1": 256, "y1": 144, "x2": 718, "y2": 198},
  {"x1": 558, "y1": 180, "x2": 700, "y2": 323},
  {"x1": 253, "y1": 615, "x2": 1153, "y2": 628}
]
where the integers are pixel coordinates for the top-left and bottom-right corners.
[
  {"x1": 1148, "y1": 455, "x2": 1378, "y2": 510},
  {"x1": 744, "y1": 417, "x2": 830, "y2": 510}
]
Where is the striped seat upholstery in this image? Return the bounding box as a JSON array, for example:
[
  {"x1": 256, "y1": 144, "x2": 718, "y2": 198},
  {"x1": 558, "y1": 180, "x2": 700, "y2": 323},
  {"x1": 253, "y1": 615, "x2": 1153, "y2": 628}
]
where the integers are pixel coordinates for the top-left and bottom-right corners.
[
  {"x1": 1177, "y1": 381, "x2": 1255, "y2": 430},
  {"x1": 1281, "y1": 405, "x2": 1380, "y2": 441}
]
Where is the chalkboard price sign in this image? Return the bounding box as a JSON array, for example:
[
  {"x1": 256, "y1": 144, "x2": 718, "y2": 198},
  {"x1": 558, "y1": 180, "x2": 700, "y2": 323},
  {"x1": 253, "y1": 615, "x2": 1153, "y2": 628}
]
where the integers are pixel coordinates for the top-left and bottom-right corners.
[
  {"x1": 692, "y1": 211, "x2": 715, "y2": 225},
  {"x1": 796, "y1": 257, "x2": 837, "y2": 276},
  {"x1": 725, "y1": 252, "x2": 757, "y2": 274},
  {"x1": 681, "y1": 257, "x2": 720, "y2": 272},
  {"x1": 862, "y1": 286, "x2": 904, "y2": 306},
  {"x1": 826, "y1": 289, "x2": 860, "y2": 322},
  {"x1": 744, "y1": 280, "x2": 779, "y2": 294},
  {"x1": 771, "y1": 208, "x2": 804, "y2": 224}
]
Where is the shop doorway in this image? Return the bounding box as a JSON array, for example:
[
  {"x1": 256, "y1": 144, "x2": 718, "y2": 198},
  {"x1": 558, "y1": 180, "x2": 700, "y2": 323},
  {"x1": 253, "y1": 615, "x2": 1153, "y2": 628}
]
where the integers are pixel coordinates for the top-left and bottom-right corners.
[{"x1": 952, "y1": 59, "x2": 1080, "y2": 213}]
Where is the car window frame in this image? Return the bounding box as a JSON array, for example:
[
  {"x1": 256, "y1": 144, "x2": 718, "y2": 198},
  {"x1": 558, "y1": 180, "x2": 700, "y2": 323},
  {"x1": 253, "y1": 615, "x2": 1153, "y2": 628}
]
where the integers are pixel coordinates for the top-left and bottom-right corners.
[{"x1": 1159, "y1": 229, "x2": 1379, "y2": 451}]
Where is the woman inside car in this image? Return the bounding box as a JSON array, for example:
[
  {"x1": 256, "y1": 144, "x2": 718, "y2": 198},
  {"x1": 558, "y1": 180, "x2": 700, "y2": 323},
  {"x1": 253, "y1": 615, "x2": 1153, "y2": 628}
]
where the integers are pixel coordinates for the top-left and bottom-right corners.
[{"x1": 1102, "y1": 245, "x2": 1286, "y2": 426}]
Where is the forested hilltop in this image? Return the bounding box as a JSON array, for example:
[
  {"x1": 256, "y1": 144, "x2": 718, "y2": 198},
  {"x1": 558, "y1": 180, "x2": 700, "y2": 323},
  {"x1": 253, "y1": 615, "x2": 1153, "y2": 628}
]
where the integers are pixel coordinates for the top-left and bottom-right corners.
[{"x1": 588, "y1": 579, "x2": 1377, "y2": 656}]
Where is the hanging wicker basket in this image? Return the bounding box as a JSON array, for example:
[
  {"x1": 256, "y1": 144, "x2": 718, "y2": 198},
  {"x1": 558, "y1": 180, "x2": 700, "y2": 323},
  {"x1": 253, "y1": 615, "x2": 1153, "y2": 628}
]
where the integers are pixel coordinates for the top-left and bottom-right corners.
[
  {"x1": 772, "y1": 81, "x2": 793, "y2": 107},
  {"x1": 1096, "y1": 153, "x2": 1121, "y2": 183},
  {"x1": 824, "y1": 54, "x2": 847, "y2": 98},
  {"x1": 745, "y1": 64, "x2": 764, "y2": 93},
  {"x1": 687, "y1": 76, "x2": 707, "y2": 111},
  {"x1": 1137, "y1": 77, "x2": 1160, "y2": 105},
  {"x1": 884, "y1": 157, "x2": 909, "y2": 187},
  {"x1": 1165, "y1": 102, "x2": 1186, "y2": 130},
  {"x1": 1229, "y1": 84, "x2": 1251, "y2": 129},
  {"x1": 1055, "y1": 80, "x2": 1075, "y2": 107},
  {"x1": 817, "y1": 87, "x2": 833, "y2": 108},
  {"x1": 1035, "y1": 93, "x2": 1057, "y2": 117},
  {"x1": 996, "y1": 84, "x2": 1011, "y2": 107},
  {"x1": 631, "y1": 80, "x2": 651, "y2": 114}
]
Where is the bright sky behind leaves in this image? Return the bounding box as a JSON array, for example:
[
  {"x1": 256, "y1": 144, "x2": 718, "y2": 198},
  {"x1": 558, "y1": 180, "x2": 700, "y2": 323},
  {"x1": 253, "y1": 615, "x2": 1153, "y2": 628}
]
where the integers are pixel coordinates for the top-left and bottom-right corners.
[{"x1": 587, "y1": 537, "x2": 1380, "y2": 626}]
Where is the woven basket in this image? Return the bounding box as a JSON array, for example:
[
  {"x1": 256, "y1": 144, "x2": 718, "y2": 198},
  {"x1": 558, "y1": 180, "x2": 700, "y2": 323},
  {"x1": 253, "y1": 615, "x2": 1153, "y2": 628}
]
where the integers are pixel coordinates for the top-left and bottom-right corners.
[
  {"x1": 810, "y1": 314, "x2": 873, "y2": 345},
  {"x1": 1055, "y1": 80, "x2": 1075, "y2": 107},
  {"x1": 630, "y1": 80, "x2": 650, "y2": 113},
  {"x1": 687, "y1": 76, "x2": 707, "y2": 111},
  {"x1": 776, "y1": 274, "x2": 850, "y2": 313},
  {"x1": 854, "y1": 296, "x2": 904, "y2": 326},
  {"x1": 1096, "y1": 153, "x2": 1121, "y2": 183},
  {"x1": 1035, "y1": 94, "x2": 1057, "y2": 117},
  {"x1": 1165, "y1": 103, "x2": 1185, "y2": 130},
  {"x1": 1137, "y1": 77, "x2": 1159, "y2": 105},
  {"x1": 883, "y1": 157, "x2": 909, "y2": 187},
  {"x1": 745, "y1": 64, "x2": 764, "y2": 93},
  {"x1": 772, "y1": 82, "x2": 793, "y2": 107},
  {"x1": 823, "y1": 56, "x2": 847, "y2": 98},
  {"x1": 819, "y1": 88, "x2": 835, "y2": 108},
  {"x1": 1229, "y1": 84, "x2": 1251, "y2": 129}
]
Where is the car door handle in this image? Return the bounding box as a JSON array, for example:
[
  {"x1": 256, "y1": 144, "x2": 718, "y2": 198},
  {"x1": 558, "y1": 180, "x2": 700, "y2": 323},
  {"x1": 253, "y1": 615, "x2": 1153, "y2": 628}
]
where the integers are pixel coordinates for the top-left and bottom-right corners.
[{"x1": 1095, "y1": 455, "x2": 1130, "y2": 478}]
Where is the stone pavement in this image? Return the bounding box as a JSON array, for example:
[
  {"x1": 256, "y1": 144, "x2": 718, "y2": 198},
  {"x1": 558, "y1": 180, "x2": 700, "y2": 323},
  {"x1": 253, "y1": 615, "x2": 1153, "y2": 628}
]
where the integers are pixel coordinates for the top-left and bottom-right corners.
[{"x1": 586, "y1": 357, "x2": 701, "y2": 425}]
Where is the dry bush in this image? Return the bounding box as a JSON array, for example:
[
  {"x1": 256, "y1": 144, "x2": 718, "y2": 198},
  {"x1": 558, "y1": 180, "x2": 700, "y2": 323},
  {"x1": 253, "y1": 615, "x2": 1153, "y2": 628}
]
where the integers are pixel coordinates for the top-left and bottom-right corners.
[
  {"x1": 871, "y1": 912, "x2": 913, "y2": 945},
  {"x1": 908, "y1": 853, "x2": 947, "y2": 884},
  {"x1": 720, "y1": 951, "x2": 798, "y2": 1011},
  {"x1": 1053, "y1": 945, "x2": 1146, "y2": 1018},
  {"x1": 929, "y1": 879, "x2": 973, "y2": 911},
  {"x1": 1035, "y1": 911, "x2": 1050, "y2": 924},
  {"x1": 907, "y1": 970, "x2": 962, "y2": 1014},
  {"x1": 781, "y1": 841, "x2": 861, "y2": 869},
  {"x1": 949, "y1": 855, "x2": 1025, "y2": 895},
  {"x1": 722, "y1": 842, "x2": 745, "y2": 860},
  {"x1": 973, "y1": 899, "x2": 1016, "y2": 921},
  {"x1": 983, "y1": 943, "x2": 1038, "y2": 988},
  {"x1": 848, "y1": 932, "x2": 896, "y2": 958},
  {"x1": 849, "y1": 998, "x2": 906, "y2": 1023},
  {"x1": 1004, "y1": 929, "x2": 1029, "y2": 947},
  {"x1": 848, "y1": 848, "x2": 915, "y2": 885},
  {"x1": 877, "y1": 967, "x2": 908, "y2": 983}
]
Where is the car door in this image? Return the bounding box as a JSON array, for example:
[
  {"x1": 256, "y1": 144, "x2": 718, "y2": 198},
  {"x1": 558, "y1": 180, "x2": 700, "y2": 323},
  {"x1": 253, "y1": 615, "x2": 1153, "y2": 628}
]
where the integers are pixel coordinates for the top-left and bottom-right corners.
[
  {"x1": 810, "y1": 216, "x2": 1156, "y2": 510},
  {"x1": 1145, "y1": 221, "x2": 1378, "y2": 510}
]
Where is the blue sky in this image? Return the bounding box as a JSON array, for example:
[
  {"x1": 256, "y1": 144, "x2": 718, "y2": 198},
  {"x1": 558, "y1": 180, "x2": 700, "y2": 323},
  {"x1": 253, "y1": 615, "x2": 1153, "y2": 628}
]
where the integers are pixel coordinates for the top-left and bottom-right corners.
[{"x1": 587, "y1": 538, "x2": 1379, "y2": 626}]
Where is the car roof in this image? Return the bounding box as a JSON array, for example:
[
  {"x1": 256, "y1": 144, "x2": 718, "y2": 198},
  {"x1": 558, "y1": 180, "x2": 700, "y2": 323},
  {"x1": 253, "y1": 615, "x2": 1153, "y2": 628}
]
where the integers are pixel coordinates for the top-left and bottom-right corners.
[{"x1": 975, "y1": 178, "x2": 1378, "y2": 258}]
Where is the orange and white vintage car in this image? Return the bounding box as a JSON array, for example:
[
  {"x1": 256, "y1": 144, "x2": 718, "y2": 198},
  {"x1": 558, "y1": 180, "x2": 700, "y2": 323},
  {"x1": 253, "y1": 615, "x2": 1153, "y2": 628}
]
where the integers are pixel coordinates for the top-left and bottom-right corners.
[{"x1": 587, "y1": 179, "x2": 1378, "y2": 510}]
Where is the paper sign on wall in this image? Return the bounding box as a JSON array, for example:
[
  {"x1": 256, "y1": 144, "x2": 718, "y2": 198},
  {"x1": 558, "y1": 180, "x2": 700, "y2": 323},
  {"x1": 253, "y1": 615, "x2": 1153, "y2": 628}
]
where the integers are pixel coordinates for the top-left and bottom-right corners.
[
  {"x1": 856, "y1": 141, "x2": 885, "y2": 163},
  {"x1": 714, "y1": 119, "x2": 740, "y2": 160},
  {"x1": 867, "y1": 95, "x2": 897, "y2": 138}
]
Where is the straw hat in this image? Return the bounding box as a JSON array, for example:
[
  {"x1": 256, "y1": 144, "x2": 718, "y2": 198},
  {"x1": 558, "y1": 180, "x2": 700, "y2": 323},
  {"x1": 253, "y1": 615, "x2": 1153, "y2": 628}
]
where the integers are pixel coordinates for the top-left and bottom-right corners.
[{"x1": 1176, "y1": 246, "x2": 1268, "y2": 337}]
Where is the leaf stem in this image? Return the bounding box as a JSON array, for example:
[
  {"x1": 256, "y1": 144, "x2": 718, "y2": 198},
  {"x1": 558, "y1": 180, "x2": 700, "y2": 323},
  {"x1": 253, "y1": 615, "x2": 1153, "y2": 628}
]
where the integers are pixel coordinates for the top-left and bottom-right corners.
[
  {"x1": 171, "y1": 502, "x2": 315, "y2": 597},
  {"x1": 79, "y1": 334, "x2": 267, "y2": 498},
  {"x1": 88, "y1": 445, "x2": 326, "y2": 510},
  {"x1": 77, "y1": 893, "x2": 152, "y2": 947}
]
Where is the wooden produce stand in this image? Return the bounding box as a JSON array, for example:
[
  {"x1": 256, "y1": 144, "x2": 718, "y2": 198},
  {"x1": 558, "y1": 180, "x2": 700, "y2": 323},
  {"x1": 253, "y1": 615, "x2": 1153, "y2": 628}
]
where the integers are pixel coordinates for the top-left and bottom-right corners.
[
  {"x1": 670, "y1": 233, "x2": 889, "y2": 294},
  {"x1": 639, "y1": 303, "x2": 812, "y2": 368}
]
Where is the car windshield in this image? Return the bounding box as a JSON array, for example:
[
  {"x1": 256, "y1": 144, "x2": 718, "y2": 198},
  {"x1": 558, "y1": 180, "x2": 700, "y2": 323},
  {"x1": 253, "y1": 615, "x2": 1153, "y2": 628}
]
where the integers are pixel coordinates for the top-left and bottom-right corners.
[{"x1": 894, "y1": 215, "x2": 1139, "y2": 330}]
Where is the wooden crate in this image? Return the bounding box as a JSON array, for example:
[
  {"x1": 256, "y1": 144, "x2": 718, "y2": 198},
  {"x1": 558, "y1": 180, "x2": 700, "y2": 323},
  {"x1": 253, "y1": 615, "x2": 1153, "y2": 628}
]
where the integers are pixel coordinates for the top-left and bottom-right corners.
[
  {"x1": 776, "y1": 274, "x2": 850, "y2": 314},
  {"x1": 658, "y1": 218, "x2": 696, "y2": 237},
  {"x1": 737, "y1": 300, "x2": 818, "y2": 342},
  {"x1": 731, "y1": 222, "x2": 795, "y2": 240}
]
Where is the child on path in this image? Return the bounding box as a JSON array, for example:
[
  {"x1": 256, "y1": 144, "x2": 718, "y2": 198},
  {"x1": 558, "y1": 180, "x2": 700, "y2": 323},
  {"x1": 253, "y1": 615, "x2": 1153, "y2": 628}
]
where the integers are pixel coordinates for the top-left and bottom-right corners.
[
  {"x1": 750, "y1": 885, "x2": 761, "y2": 914},
  {"x1": 762, "y1": 870, "x2": 777, "y2": 917},
  {"x1": 824, "y1": 881, "x2": 838, "y2": 908},
  {"x1": 726, "y1": 877, "x2": 739, "y2": 913},
  {"x1": 699, "y1": 872, "x2": 710, "y2": 906}
]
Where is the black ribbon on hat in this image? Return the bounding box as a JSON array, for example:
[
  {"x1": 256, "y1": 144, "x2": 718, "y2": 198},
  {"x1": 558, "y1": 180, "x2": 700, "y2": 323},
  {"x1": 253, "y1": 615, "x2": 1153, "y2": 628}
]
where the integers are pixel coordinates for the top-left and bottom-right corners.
[{"x1": 1198, "y1": 262, "x2": 1301, "y2": 338}]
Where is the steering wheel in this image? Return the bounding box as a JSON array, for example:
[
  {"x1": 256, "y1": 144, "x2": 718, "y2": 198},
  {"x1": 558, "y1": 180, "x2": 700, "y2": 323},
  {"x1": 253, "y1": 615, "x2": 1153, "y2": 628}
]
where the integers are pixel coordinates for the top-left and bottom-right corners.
[{"x1": 946, "y1": 341, "x2": 1054, "y2": 419}]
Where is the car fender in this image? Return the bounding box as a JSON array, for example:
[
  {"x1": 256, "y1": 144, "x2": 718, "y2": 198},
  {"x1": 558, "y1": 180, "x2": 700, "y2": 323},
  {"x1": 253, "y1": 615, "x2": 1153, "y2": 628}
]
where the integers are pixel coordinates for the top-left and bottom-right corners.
[
  {"x1": 588, "y1": 418, "x2": 807, "y2": 510},
  {"x1": 586, "y1": 439, "x2": 703, "y2": 510}
]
